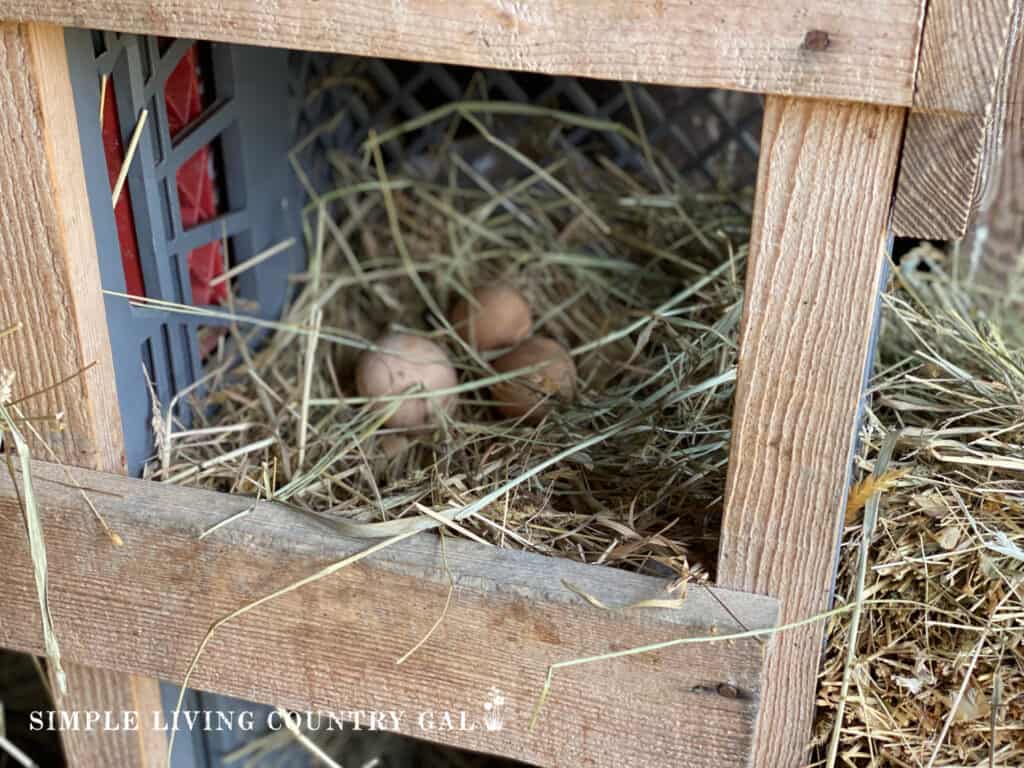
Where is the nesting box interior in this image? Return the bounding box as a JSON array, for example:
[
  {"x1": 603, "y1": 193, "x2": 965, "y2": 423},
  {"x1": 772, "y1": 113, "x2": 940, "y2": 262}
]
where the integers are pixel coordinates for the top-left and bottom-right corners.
[
  {"x1": 73, "y1": 29, "x2": 766, "y2": 584},
  {"x1": 68, "y1": 30, "x2": 766, "y2": 766}
]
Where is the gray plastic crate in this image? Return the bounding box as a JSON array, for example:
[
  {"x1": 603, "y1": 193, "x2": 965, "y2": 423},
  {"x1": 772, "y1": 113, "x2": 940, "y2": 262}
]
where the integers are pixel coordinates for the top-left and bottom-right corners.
[
  {"x1": 66, "y1": 29, "x2": 305, "y2": 477},
  {"x1": 291, "y1": 55, "x2": 761, "y2": 193}
]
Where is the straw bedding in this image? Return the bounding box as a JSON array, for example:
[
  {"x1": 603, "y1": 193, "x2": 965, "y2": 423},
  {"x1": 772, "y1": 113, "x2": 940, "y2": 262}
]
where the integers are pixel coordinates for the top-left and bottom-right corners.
[
  {"x1": 144, "y1": 85, "x2": 1022, "y2": 765},
  {"x1": 811, "y1": 245, "x2": 1024, "y2": 767},
  {"x1": 155, "y1": 97, "x2": 750, "y2": 581}
]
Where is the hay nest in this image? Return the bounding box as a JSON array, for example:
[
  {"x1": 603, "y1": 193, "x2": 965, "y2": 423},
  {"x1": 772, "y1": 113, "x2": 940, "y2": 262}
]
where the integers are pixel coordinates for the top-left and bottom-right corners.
[{"x1": 153, "y1": 96, "x2": 750, "y2": 580}]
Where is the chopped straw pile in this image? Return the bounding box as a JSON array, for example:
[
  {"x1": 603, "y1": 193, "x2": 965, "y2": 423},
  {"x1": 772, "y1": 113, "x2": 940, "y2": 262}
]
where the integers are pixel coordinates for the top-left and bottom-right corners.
[
  {"x1": 144, "y1": 80, "x2": 1023, "y2": 766},
  {"x1": 812, "y1": 245, "x2": 1024, "y2": 767}
]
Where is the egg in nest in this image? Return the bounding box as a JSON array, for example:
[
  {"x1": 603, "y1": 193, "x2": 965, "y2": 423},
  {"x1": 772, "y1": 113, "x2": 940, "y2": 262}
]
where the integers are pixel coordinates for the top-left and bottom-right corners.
[
  {"x1": 491, "y1": 336, "x2": 576, "y2": 423},
  {"x1": 356, "y1": 333, "x2": 457, "y2": 428}
]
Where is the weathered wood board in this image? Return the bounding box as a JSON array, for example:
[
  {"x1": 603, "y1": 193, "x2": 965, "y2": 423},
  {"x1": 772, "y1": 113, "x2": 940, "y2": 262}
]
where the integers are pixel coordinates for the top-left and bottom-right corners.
[
  {"x1": 0, "y1": 21, "x2": 168, "y2": 767},
  {"x1": 960, "y1": 10, "x2": 1024, "y2": 283},
  {"x1": 1, "y1": 461, "x2": 778, "y2": 767},
  {"x1": 893, "y1": 0, "x2": 1021, "y2": 239},
  {"x1": 0, "y1": 0, "x2": 926, "y2": 106},
  {"x1": 718, "y1": 95, "x2": 906, "y2": 767}
]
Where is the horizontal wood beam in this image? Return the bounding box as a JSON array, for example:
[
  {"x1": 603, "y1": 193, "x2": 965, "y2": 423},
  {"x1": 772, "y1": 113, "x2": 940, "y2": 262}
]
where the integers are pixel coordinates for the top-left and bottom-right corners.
[
  {"x1": 893, "y1": 0, "x2": 1021, "y2": 239},
  {"x1": 0, "y1": 461, "x2": 778, "y2": 767},
  {"x1": 0, "y1": 1, "x2": 926, "y2": 106}
]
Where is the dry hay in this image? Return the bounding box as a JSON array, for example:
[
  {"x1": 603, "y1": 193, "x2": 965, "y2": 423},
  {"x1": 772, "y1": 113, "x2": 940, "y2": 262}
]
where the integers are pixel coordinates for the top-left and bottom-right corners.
[
  {"x1": 152, "y1": 94, "x2": 750, "y2": 581},
  {"x1": 811, "y1": 244, "x2": 1024, "y2": 767}
]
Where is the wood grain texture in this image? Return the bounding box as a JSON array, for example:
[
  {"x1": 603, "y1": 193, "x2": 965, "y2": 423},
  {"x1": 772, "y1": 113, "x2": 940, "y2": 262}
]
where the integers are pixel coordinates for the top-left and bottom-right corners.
[
  {"x1": 961, "y1": 19, "x2": 1024, "y2": 284},
  {"x1": 893, "y1": 0, "x2": 1021, "y2": 239},
  {"x1": 51, "y1": 665, "x2": 168, "y2": 768},
  {"x1": 0, "y1": 23, "x2": 167, "y2": 767},
  {"x1": 1, "y1": 461, "x2": 779, "y2": 768},
  {"x1": 718, "y1": 96, "x2": 906, "y2": 767},
  {"x1": 0, "y1": 22, "x2": 122, "y2": 469},
  {"x1": 0, "y1": 0, "x2": 927, "y2": 106}
]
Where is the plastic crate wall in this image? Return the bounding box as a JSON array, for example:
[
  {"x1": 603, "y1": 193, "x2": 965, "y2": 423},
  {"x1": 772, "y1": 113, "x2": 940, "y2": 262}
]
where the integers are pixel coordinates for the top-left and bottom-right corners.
[
  {"x1": 291, "y1": 55, "x2": 762, "y2": 199},
  {"x1": 66, "y1": 29, "x2": 306, "y2": 477}
]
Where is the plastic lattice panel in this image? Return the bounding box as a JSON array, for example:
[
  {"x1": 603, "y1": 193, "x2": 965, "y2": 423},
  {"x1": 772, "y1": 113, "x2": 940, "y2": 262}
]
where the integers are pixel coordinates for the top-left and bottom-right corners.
[
  {"x1": 290, "y1": 56, "x2": 762, "y2": 198},
  {"x1": 67, "y1": 30, "x2": 304, "y2": 476}
]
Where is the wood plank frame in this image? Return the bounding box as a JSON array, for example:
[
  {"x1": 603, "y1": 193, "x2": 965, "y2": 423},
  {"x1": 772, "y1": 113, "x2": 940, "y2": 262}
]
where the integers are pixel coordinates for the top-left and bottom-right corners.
[
  {"x1": 718, "y1": 97, "x2": 907, "y2": 766},
  {"x1": 0, "y1": 3, "x2": 1015, "y2": 768},
  {"x1": 0, "y1": 461, "x2": 779, "y2": 768},
  {"x1": 0, "y1": 21, "x2": 168, "y2": 767},
  {"x1": 5, "y1": 3, "x2": 1020, "y2": 235},
  {"x1": 0, "y1": 0, "x2": 928, "y2": 106}
]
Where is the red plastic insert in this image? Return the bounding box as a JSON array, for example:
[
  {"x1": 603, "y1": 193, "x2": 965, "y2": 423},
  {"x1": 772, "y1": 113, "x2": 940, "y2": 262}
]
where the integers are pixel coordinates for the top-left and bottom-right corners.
[
  {"x1": 102, "y1": 45, "x2": 227, "y2": 304},
  {"x1": 165, "y1": 46, "x2": 227, "y2": 305}
]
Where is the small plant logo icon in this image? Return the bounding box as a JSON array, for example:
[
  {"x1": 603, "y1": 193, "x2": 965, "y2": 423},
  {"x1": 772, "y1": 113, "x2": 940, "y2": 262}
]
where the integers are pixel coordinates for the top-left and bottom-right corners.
[{"x1": 482, "y1": 687, "x2": 505, "y2": 731}]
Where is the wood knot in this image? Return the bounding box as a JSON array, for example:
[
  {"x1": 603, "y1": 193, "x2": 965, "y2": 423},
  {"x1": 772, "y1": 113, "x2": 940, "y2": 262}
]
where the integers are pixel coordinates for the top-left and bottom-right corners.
[
  {"x1": 802, "y1": 29, "x2": 831, "y2": 52},
  {"x1": 691, "y1": 682, "x2": 744, "y2": 700}
]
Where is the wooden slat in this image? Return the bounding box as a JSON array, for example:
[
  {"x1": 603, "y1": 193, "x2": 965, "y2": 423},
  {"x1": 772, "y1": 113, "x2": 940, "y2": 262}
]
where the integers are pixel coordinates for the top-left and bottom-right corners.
[
  {"x1": 893, "y1": 0, "x2": 1021, "y2": 239},
  {"x1": 0, "y1": 461, "x2": 779, "y2": 768},
  {"x1": 961, "y1": 19, "x2": 1024, "y2": 284},
  {"x1": 0, "y1": 21, "x2": 121, "y2": 468},
  {"x1": 0, "y1": 22, "x2": 167, "y2": 767},
  {"x1": 0, "y1": 0, "x2": 927, "y2": 106},
  {"x1": 717, "y1": 96, "x2": 906, "y2": 767}
]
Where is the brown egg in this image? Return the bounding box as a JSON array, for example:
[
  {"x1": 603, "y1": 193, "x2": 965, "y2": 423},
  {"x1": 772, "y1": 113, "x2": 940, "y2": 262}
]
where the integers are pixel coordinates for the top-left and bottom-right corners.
[
  {"x1": 356, "y1": 333, "x2": 457, "y2": 428},
  {"x1": 491, "y1": 336, "x2": 576, "y2": 423},
  {"x1": 449, "y1": 285, "x2": 532, "y2": 351}
]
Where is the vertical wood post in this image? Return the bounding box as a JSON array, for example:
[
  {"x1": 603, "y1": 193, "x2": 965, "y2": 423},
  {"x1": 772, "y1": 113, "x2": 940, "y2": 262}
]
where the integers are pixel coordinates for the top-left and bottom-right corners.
[
  {"x1": 717, "y1": 96, "x2": 906, "y2": 766},
  {"x1": 961, "y1": 17, "x2": 1024, "y2": 285},
  {"x1": 0, "y1": 22, "x2": 167, "y2": 767}
]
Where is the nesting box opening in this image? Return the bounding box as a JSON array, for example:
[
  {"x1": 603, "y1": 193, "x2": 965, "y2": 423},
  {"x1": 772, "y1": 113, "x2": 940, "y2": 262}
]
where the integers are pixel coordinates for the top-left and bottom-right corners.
[
  {"x1": 68, "y1": 39, "x2": 763, "y2": 757},
  {"x1": 70, "y1": 30, "x2": 763, "y2": 588}
]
